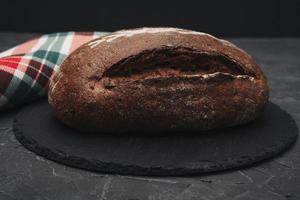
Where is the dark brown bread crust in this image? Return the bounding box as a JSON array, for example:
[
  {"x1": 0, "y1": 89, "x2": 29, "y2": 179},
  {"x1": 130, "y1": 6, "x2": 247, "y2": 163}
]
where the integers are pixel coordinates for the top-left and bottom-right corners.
[{"x1": 48, "y1": 27, "x2": 269, "y2": 132}]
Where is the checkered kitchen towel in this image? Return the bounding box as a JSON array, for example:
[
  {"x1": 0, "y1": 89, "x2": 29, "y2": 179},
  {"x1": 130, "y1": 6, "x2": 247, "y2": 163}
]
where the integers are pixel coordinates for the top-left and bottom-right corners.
[{"x1": 0, "y1": 32, "x2": 106, "y2": 111}]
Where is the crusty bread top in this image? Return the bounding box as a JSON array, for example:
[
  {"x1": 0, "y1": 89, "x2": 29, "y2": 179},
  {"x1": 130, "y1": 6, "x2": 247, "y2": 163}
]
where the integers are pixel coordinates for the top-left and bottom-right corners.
[{"x1": 62, "y1": 28, "x2": 263, "y2": 78}]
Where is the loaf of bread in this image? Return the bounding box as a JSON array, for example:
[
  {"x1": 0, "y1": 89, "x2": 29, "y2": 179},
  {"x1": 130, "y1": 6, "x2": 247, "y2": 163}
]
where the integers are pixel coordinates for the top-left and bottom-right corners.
[{"x1": 48, "y1": 27, "x2": 269, "y2": 132}]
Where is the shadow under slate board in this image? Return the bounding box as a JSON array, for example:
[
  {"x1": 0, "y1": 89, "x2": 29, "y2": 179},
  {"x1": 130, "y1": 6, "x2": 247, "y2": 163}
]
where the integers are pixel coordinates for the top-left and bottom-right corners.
[{"x1": 13, "y1": 100, "x2": 298, "y2": 176}]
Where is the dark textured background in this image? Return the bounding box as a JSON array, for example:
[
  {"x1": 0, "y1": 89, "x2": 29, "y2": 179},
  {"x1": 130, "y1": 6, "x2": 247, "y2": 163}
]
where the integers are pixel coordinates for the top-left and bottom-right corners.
[
  {"x1": 1, "y1": 0, "x2": 300, "y2": 37},
  {"x1": 1, "y1": 1, "x2": 300, "y2": 199}
]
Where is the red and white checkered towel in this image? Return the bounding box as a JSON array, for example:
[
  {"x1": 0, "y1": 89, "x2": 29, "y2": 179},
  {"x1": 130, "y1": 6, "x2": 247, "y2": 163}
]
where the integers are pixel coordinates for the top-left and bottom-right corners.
[{"x1": 0, "y1": 32, "x2": 106, "y2": 111}]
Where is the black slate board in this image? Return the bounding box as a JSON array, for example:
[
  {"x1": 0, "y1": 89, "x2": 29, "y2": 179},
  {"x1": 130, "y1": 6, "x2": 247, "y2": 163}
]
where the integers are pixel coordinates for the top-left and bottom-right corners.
[{"x1": 13, "y1": 100, "x2": 298, "y2": 176}]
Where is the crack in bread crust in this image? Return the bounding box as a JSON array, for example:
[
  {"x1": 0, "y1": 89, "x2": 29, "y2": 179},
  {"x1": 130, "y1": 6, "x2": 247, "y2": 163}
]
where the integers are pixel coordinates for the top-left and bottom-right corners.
[
  {"x1": 104, "y1": 48, "x2": 253, "y2": 77},
  {"x1": 96, "y1": 47, "x2": 256, "y2": 88}
]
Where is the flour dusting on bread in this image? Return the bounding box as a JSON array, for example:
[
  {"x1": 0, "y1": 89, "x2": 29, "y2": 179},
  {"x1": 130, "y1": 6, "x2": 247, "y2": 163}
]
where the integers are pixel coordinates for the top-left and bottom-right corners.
[{"x1": 88, "y1": 27, "x2": 216, "y2": 48}]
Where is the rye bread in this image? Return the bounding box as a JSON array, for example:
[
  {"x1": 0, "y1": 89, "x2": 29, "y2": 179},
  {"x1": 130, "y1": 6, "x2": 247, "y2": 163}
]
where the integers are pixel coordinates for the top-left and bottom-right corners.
[{"x1": 48, "y1": 27, "x2": 269, "y2": 132}]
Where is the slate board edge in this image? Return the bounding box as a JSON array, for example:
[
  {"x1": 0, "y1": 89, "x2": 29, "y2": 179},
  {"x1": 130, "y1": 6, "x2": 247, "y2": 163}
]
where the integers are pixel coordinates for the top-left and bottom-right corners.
[{"x1": 12, "y1": 115, "x2": 298, "y2": 177}]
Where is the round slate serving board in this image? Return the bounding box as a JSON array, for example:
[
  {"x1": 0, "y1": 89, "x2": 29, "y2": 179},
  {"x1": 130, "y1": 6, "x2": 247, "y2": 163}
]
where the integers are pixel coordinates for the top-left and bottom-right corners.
[{"x1": 13, "y1": 100, "x2": 298, "y2": 176}]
